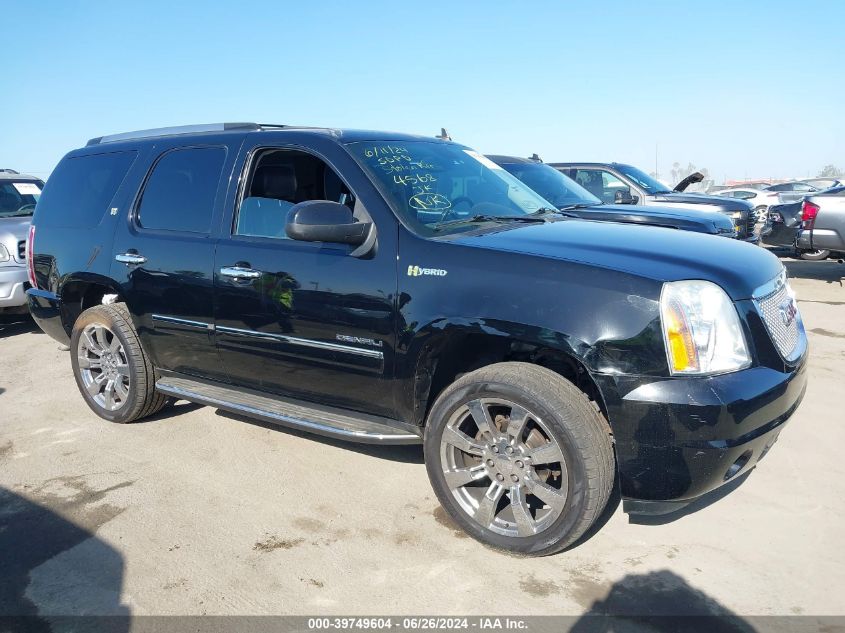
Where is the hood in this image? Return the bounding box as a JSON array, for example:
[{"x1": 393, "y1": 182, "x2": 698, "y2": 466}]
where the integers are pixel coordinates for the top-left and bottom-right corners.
[
  {"x1": 573, "y1": 203, "x2": 735, "y2": 234},
  {"x1": 646, "y1": 192, "x2": 753, "y2": 214},
  {"x1": 673, "y1": 171, "x2": 704, "y2": 192},
  {"x1": 451, "y1": 219, "x2": 781, "y2": 300}
]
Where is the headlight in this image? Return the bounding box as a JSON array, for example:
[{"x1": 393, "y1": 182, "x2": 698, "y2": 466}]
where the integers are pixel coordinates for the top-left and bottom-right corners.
[
  {"x1": 0, "y1": 244, "x2": 10, "y2": 263},
  {"x1": 660, "y1": 280, "x2": 751, "y2": 375}
]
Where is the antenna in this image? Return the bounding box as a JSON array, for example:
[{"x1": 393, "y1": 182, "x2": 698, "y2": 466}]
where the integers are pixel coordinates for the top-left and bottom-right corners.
[
  {"x1": 529, "y1": 153, "x2": 543, "y2": 163},
  {"x1": 435, "y1": 128, "x2": 452, "y2": 141}
]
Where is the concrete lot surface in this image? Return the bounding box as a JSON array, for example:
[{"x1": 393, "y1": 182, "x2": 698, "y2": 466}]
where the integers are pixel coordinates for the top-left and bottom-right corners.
[{"x1": 1, "y1": 257, "x2": 844, "y2": 619}]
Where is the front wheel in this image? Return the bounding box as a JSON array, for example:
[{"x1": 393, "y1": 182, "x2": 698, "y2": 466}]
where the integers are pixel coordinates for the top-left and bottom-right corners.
[
  {"x1": 424, "y1": 362, "x2": 615, "y2": 556},
  {"x1": 70, "y1": 303, "x2": 167, "y2": 423}
]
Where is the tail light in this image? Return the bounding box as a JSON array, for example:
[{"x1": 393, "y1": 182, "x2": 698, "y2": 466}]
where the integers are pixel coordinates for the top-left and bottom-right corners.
[
  {"x1": 801, "y1": 201, "x2": 819, "y2": 229},
  {"x1": 26, "y1": 224, "x2": 37, "y2": 288}
]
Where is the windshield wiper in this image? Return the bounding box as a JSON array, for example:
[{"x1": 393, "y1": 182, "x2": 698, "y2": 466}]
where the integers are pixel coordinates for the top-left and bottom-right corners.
[
  {"x1": 532, "y1": 206, "x2": 581, "y2": 218},
  {"x1": 559, "y1": 203, "x2": 597, "y2": 211},
  {"x1": 433, "y1": 214, "x2": 547, "y2": 231}
]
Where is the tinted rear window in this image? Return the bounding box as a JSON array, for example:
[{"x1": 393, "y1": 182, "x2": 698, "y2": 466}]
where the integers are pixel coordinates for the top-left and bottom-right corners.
[
  {"x1": 35, "y1": 151, "x2": 137, "y2": 228},
  {"x1": 137, "y1": 147, "x2": 226, "y2": 233}
]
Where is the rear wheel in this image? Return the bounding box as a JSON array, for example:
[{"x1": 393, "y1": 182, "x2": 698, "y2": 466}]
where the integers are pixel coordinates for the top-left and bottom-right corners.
[
  {"x1": 799, "y1": 249, "x2": 830, "y2": 261},
  {"x1": 70, "y1": 303, "x2": 167, "y2": 423},
  {"x1": 424, "y1": 362, "x2": 615, "y2": 556}
]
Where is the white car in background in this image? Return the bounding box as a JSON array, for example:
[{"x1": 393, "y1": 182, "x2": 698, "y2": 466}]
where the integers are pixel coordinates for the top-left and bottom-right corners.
[{"x1": 714, "y1": 187, "x2": 781, "y2": 221}]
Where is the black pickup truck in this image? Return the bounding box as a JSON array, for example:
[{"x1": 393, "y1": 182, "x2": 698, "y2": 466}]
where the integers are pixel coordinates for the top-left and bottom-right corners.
[{"x1": 27, "y1": 123, "x2": 807, "y2": 555}]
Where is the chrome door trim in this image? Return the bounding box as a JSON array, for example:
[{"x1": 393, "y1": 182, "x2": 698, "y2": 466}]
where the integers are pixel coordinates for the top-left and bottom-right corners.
[
  {"x1": 215, "y1": 325, "x2": 384, "y2": 360},
  {"x1": 151, "y1": 314, "x2": 214, "y2": 331}
]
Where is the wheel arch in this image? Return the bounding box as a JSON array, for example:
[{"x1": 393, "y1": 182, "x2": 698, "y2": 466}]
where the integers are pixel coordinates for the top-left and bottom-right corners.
[
  {"x1": 404, "y1": 320, "x2": 609, "y2": 430},
  {"x1": 59, "y1": 274, "x2": 126, "y2": 335}
]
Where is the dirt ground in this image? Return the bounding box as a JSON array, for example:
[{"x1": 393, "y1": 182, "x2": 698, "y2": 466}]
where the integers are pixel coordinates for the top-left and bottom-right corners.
[{"x1": 1, "y1": 256, "x2": 843, "y2": 619}]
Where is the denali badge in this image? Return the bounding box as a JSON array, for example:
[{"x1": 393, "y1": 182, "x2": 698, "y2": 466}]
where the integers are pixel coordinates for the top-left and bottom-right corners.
[
  {"x1": 407, "y1": 265, "x2": 448, "y2": 277},
  {"x1": 779, "y1": 298, "x2": 798, "y2": 327},
  {"x1": 336, "y1": 334, "x2": 383, "y2": 347}
]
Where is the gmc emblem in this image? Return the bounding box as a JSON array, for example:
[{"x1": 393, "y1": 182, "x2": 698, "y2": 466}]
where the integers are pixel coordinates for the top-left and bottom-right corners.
[{"x1": 779, "y1": 298, "x2": 798, "y2": 327}]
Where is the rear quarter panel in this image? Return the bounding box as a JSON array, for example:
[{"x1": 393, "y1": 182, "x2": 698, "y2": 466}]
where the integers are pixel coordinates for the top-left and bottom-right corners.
[{"x1": 31, "y1": 145, "x2": 152, "y2": 333}]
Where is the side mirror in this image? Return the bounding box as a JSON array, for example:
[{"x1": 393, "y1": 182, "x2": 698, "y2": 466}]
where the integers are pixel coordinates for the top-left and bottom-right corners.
[
  {"x1": 285, "y1": 201, "x2": 371, "y2": 245},
  {"x1": 614, "y1": 189, "x2": 636, "y2": 205}
]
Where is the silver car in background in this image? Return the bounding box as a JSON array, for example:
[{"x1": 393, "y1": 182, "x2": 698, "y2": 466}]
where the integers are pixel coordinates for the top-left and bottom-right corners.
[
  {"x1": 0, "y1": 170, "x2": 42, "y2": 314},
  {"x1": 796, "y1": 186, "x2": 845, "y2": 260}
]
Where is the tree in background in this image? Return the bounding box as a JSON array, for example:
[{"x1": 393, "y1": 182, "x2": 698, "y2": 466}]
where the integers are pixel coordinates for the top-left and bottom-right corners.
[{"x1": 818, "y1": 164, "x2": 843, "y2": 178}]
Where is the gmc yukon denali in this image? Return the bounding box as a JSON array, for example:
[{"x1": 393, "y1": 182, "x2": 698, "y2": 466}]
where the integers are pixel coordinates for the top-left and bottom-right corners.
[{"x1": 27, "y1": 123, "x2": 807, "y2": 555}]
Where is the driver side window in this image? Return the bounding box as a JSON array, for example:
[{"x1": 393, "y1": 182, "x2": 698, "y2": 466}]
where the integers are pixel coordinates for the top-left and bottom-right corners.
[
  {"x1": 235, "y1": 149, "x2": 355, "y2": 239},
  {"x1": 574, "y1": 169, "x2": 630, "y2": 204}
]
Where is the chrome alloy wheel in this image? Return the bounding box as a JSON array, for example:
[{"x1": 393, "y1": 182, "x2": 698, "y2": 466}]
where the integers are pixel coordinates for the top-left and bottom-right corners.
[
  {"x1": 439, "y1": 398, "x2": 568, "y2": 537},
  {"x1": 77, "y1": 324, "x2": 131, "y2": 412}
]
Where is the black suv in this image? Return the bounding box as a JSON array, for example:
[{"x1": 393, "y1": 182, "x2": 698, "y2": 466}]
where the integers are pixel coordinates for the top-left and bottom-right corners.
[
  {"x1": 551, "y1": 162, "x2": 759, "y2": 242},
  {"x1": 28, "y1": 124, "x2": 807, "y2": 555},
  {"x1": 487, "y1": 156, "x2": 738, "y2": 237}
]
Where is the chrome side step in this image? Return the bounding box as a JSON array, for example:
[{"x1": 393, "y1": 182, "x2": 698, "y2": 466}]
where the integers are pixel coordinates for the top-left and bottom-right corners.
[{"x1": 155, "y1": 375, "x2": 422, "y2": 445}]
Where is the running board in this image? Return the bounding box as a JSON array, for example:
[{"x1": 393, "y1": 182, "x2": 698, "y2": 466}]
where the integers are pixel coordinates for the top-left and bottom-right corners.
[{"x1": 155, "y1": 376, "x2": 422, "y2": 445}]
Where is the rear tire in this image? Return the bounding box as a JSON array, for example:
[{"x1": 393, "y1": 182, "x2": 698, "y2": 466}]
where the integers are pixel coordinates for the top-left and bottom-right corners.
[
  {"x1": 799, "y1": 249, "x2": 830, "y2": 261},
  {"x1": 424, "y1": 362, "x2": 615, "y2": 556},
  {"x1": 70, "y1": 303, "x2": 167, "y2": 423}
]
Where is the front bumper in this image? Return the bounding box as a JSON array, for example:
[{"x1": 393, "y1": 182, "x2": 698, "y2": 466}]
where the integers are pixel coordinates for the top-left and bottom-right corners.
[
  {"x1": 0, "y1": 266, "x2": 28, "y2": 308},
  {"x1": 594, "y1": 354, "x2": 808, "y2": 514},
  {"x1": 26, "y1": 288, "x2": 70, "y2": 344}
]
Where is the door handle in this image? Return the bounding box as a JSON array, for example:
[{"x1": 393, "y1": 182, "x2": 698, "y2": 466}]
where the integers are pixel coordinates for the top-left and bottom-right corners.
[
  {"x1": 220, "y1": 266, "x2": 262, "y2": 280},
  {"x1": 115, "y1": 253, "x2": 147, "y2": 265}
]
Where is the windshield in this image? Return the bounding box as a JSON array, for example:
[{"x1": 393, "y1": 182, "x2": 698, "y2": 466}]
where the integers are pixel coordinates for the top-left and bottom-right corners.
[
  {"x1": 498, "y1": 162, "x2": 600, "y2": 207},
  {"x1": 347, "y1": 141, "x2": 556, "y2": 236},
  {"x1": 0, "y1": 181, "x2": 42, "y2": 218},
  {"x1": 615, "y1": 164, "x2": 672, "y2": 194}
]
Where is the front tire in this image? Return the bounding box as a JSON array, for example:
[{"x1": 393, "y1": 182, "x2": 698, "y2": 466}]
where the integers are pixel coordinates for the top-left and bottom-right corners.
[
  {"x1": 424, "y1": 362, "x2": 615, "y2": 556},
  {"x1": 70, "y1": 303, "x2": 167, "y2": 423}
]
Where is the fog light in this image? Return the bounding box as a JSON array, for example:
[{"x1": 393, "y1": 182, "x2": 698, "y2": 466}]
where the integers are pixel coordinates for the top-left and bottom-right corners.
[{"x1": 724, "y1": 450, "x2": 753, "y2": 481}]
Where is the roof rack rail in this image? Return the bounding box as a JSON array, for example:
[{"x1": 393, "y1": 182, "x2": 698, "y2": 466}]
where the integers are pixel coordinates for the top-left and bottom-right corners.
[
  {"x1": 86, "y1": 122, "x2": 287, "y2": 146},
  {"x1": 0, "y1": 168, "x2": 20, "y2": 174}
]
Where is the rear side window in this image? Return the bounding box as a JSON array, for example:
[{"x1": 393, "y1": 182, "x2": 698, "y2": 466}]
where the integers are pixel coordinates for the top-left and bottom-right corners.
[
  {"x1": 137, "y1": 147, "x2": 226, "y2": 233},
  {"x1": 36, "y1": 151, "x2": 137, "y2": 228}
]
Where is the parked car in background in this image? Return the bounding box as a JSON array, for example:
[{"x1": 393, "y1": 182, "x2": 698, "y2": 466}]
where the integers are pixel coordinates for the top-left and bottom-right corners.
[
  {"x1": 27, "y1": 123, "x2": 807, "y2": 555},
  {"x1": 802, "y1": 178, "x2": 841, "y2": 190},
  {"x1": 796, "y1": 186, "x2": 845, "y2": 260},
  {"x1": 715, "y1": 187, "x2": 781, "y2": 221},
  {"x1": 764, "y1": 181, "x2": 819, "y2": 204},
  {"x1": 711, "y1": 181, "x2": 772, "y2": 193},
  {"x1": 550, "y1": 162, "x2": 759, "y2": 243},
  {"x1": 0, "y1": 169, "x2": 43, "y2": 313},
  {"x1": 766, "y1": 181, "x2": 819, "y2": 194},
  {"x1": 762, "y1": 200, "x2": 801, "y2": 243},
  {"x1": 487, "y1": 156, "x2": 738, "y2": 237}
]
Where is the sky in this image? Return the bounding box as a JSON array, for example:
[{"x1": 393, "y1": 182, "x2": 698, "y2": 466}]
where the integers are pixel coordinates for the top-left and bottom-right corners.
[{"x1": 1, "y1": 0, "x2": 843, "y2": 184}]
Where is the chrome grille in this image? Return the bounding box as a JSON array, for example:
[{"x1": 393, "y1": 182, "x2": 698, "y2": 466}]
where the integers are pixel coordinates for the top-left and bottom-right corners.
[
  {"x1": 17, "y1": 240, "x2": 25, "y2": 260},
  {"x1": 754, "y1": 272, "x2": 803, "y2": 361}
]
